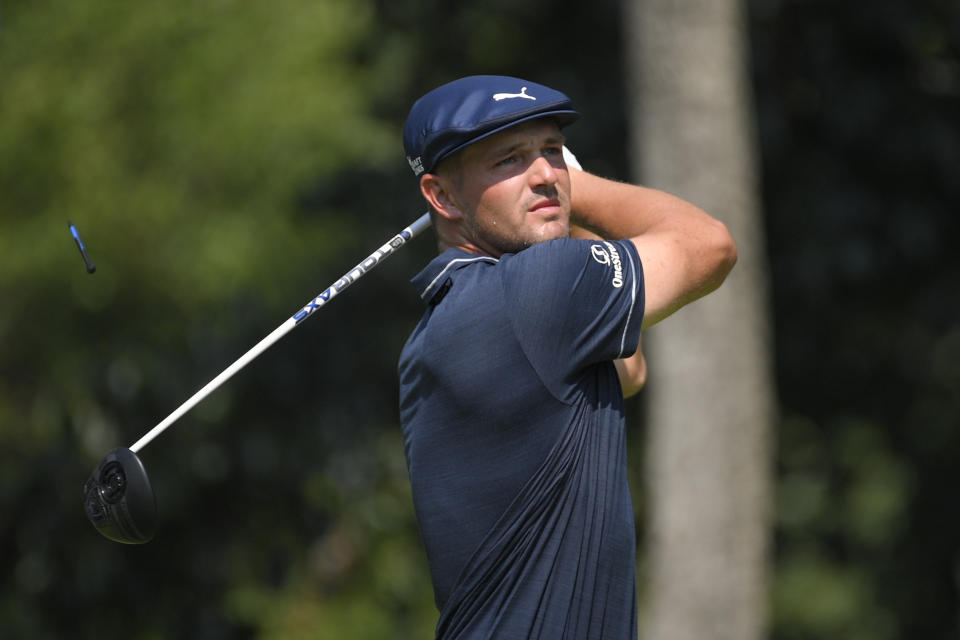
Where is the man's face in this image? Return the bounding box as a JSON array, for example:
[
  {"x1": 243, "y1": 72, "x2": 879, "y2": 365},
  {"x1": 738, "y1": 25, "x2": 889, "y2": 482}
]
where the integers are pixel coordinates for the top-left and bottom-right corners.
[{"x1": 443, "y1": 120, "x2": 572, "y2": 257}]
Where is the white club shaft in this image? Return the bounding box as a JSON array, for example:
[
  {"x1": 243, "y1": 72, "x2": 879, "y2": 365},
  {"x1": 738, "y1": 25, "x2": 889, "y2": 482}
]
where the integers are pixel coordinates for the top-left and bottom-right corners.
[{"x1": 129, "y1": 213, "x2": 432, "y2": 453}]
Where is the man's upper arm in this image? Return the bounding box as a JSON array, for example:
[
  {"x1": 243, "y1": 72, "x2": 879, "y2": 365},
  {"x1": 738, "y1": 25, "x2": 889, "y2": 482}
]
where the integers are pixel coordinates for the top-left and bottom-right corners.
[
  {"x1": 569, "y1": 169, "x2": 737, "y2": 329},
  {"x1": 628, "y1": 225, "x2": 733, "y2": 328}
]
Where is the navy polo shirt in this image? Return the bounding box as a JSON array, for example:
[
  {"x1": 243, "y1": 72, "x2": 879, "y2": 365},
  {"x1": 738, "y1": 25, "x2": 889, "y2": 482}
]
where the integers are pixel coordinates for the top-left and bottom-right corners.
[{"x1": 398, "y1": 238, "x2": 644, "y2": 639}]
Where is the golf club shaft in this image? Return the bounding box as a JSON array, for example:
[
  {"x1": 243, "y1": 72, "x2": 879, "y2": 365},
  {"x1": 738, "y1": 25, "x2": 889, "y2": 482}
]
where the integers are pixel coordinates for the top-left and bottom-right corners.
[{"x1": 129, "y1": 213, "x2": 432, "y2": 453}]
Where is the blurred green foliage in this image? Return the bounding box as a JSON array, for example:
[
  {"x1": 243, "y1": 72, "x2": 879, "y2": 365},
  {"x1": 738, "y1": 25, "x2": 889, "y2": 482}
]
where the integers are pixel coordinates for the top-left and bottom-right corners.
[
  {"x1": 1, "y1": 0, "x2": 958, "y2": 638},
  {"x1": 1, "y1": 0, "x2": 435, "y2": 637}
]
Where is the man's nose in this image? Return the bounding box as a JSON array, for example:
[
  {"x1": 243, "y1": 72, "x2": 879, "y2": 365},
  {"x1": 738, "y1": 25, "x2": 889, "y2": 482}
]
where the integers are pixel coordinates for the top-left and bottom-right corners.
[{"x1": 529, "y1": 155, "x2": 559, "y2": 186}]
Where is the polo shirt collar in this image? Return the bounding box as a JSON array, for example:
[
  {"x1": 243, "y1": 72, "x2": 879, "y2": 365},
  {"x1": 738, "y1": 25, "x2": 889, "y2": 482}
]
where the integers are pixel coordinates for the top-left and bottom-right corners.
[{"x1": 411, "y1": 248, "x2": 499, "y2": 303}]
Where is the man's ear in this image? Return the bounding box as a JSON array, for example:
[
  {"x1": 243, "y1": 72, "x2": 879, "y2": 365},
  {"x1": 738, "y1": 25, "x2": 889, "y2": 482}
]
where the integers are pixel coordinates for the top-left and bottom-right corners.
[{"x1": 420, "y1": 174, "x2": 462, "y2": 220}]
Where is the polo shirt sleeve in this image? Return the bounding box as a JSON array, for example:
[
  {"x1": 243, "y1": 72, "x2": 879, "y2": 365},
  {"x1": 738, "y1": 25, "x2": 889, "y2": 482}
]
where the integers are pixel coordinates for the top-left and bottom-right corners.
[{"x1": 499, "y1": 238, "x2": 644, "y2": 400}]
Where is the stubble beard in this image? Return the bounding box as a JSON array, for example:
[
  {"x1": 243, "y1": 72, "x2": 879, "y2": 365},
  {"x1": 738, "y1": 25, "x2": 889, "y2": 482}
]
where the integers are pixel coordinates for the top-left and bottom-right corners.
[
  {"x1": 466, "y1": 192, "x2": 571, "y2": 256},
  {"x1": 466, "y1": 212, "x2": 570, "y2": 256}
]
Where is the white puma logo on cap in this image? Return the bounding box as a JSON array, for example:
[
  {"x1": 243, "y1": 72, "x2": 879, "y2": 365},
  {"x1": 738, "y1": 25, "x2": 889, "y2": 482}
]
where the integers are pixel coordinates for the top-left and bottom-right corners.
[{"x1": 493, "y1": 86, "x2": 536, "y2": 101}]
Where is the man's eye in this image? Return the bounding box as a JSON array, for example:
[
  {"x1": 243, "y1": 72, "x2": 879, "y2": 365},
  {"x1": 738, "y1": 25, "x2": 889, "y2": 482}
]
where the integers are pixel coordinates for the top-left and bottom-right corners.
[{"x1": 495, "y1": 155, "x2": 517, "y2": 167}]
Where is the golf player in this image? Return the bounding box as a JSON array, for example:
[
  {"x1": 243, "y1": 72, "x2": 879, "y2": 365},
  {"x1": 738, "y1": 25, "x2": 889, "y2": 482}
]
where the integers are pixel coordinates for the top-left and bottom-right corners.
[{"x1": 398, "y1": 75, "x2": 737, "y2": 639}]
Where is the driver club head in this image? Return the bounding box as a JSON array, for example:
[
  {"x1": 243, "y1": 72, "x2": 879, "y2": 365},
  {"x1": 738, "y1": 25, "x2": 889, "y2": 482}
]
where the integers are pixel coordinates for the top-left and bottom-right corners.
[{"x1": 83, "y1": 447, "x2": 157, "y2": 544}]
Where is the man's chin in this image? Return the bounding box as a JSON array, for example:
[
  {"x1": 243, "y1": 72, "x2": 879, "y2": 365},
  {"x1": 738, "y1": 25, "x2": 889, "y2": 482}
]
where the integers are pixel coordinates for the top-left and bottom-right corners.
[
  {"x1": 536, "y1": 219, "x2": 571, "y2": 242},
  {"x1": 480, "y1": 220, "x2": 571, "y2": 255}
]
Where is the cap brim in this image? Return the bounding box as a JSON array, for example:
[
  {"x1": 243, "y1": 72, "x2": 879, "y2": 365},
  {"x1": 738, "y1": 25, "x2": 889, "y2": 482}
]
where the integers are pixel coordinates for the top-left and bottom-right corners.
[{"x1": 430, "y1": 109, "x2": 580, "y2": 173}]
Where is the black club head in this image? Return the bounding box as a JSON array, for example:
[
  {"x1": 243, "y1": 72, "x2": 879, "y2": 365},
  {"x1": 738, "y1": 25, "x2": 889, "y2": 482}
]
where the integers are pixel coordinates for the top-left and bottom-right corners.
[{"x1": 83, "y1": 447, "x2": 157, "y2": 544}]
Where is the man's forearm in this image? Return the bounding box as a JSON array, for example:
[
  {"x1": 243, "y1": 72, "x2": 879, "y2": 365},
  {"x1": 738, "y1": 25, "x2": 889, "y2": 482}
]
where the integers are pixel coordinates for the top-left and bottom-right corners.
[{"x1": 569, "y1": 168, "x2": 713, "y2": 241}]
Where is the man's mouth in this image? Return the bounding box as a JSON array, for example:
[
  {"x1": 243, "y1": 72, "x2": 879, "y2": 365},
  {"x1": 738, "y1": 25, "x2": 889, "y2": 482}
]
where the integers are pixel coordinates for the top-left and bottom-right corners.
[{"x1": 529, "y1": 199, "x2": 562, "y2": 214}]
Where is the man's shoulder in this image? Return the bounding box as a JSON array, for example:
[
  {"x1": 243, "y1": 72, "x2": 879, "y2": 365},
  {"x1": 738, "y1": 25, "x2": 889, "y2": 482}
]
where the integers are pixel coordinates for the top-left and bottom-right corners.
[
  {"x1": 502, "y1": 238, "x2": 582, "y2": 264},
  {"x1": 500, "y1": 238, "x2": 613, "y2": 277},
  {"x1": 500, "y1": 237, "x2": 641, "y2": 305}
]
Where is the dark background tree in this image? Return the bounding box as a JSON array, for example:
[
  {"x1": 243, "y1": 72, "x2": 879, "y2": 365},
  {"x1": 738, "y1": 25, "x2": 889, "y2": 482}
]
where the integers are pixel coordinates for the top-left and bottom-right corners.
[
  {"x1": 626, "y1": 0, "x2": 774, "y2": 638},
  {"x1": 0, "y1": 0, "x2": 956, "y2": 638}
]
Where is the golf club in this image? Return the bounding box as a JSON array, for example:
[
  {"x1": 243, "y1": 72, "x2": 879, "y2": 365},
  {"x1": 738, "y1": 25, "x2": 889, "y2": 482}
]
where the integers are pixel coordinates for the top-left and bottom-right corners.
[
  {"x1": 84, "y1": 213, "x2": 432, "y2": 543},
  {"x1": 69, "y1": 220, "x2": 96, "y2": 274},
  {"x1": 83, "y1": 447, "x2": 157, "y2": 544}
]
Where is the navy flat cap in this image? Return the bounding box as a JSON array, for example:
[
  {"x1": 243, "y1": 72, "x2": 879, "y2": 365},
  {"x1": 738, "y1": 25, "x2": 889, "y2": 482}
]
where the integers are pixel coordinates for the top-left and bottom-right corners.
[{"x1": 403, "y1": 75, "x2": 580, "y2": 177}]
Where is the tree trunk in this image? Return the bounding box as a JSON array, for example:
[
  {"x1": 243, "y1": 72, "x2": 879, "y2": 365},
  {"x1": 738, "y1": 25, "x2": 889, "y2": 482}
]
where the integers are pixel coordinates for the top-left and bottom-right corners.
[{"x1": 623, "y1": 1, "x2": 775, "y2": 639}]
